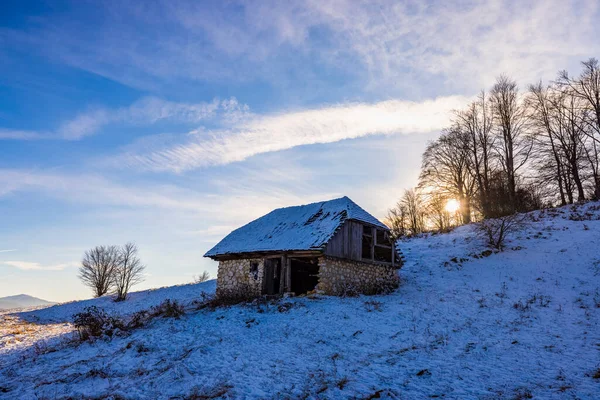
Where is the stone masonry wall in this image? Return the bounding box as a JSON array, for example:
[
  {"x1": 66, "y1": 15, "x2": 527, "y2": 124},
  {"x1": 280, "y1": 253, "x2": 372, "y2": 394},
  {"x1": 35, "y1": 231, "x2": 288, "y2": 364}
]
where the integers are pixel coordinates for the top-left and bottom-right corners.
[
  {"x1": 316, "y1": 256, "x2": 399, "y2": 295},
  {"x1": 217, "y1": 255, "x2": 399, "y2": 298},
  {"x1": 216, "y1": 258, "x2": 264, "y2": 297}
]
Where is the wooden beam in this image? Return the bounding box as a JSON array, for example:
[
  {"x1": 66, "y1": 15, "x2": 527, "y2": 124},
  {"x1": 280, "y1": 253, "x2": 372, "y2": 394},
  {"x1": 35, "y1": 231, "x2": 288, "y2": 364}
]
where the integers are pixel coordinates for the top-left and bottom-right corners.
[
  {"x1": 213, "y1": 250, "x2": 321, "y2": 262},
  {"x1": 285, "y1": 255, "x2": 291, "y2": 293},
  {"x1": 371, "y1": 226, "x2": 375, "y2": 262},
  {"x1": 279, "y1": 255, "x2": 286, "y2": 294}
]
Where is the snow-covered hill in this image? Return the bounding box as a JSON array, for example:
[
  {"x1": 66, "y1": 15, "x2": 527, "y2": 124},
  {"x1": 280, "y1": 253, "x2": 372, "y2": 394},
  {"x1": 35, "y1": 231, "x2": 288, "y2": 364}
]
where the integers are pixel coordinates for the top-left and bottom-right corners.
[
  {"x1": 16, "y1": 280, "x2": 217, "y2": 324},
  {"x1": 0, "y1": 294, "x2": 54, "y2": 311},
  {"x1": 1, "y1": 202, "x2": 599, "y2": 399}
]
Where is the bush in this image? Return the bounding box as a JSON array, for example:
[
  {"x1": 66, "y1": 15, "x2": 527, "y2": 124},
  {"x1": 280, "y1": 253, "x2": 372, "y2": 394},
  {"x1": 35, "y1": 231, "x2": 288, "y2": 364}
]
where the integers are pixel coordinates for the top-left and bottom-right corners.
[
  {"x1": 151, "y1": 299, "x2": 185, "y2": 319},
  {"x1": 333, "y1": 279, "x2": 398, "y2": 297},
  {"x1": 213, "y1": 283, "x2": 258, "y2": 306},
  {"x1": 192, "y1": 291, "x2": 215, "y2": 310},
  {"x1": 194, "y1": 271, "x2": 211, "y2": 283},
  {"x1": 364, "y1": 300, "x2": 383, "y2": 312},
  {"x1": 72, "y1": 306, "x2": 125, "y2": 341},
  {"x1": 127, "y1": 310, "x2": 150, "y2": 329},
  {"x1": 476, "y1": 214, "x2": 526, "y2": 250}
]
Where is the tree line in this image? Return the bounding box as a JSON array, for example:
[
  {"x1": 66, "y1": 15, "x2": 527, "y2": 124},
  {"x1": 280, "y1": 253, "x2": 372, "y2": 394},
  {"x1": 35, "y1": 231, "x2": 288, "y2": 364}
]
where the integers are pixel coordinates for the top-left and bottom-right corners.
[{"x1": 387, "y1": 58, "x2": 600, "y2": 237}]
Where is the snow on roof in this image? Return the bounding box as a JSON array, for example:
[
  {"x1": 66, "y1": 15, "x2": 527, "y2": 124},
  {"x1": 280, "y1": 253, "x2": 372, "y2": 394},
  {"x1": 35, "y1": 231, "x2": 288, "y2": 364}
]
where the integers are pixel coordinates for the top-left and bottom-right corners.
[{"x1": 204, "y1": 196, "x2": 388, "y2": 258}]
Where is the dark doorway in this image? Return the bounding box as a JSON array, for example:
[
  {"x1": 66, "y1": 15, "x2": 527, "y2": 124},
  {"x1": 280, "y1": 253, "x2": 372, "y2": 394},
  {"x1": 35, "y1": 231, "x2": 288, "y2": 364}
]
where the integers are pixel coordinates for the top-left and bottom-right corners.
[
  {"x1": 263, "y1": 258, "x2": 281, "y2": 295},
  {"x1": 290, "y1": 258, "x2": 319, "y2": 295}
]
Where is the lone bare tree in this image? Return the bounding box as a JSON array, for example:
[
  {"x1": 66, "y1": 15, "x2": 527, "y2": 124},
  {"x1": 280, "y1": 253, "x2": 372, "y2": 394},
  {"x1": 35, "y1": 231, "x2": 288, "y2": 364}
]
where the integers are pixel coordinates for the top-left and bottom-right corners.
[
  {"x1": 113, "y1": 242, "x2": 145, "y2": 301},
  {"x1": 79, "y1": 245, "x2": 120, "y2": 297}
]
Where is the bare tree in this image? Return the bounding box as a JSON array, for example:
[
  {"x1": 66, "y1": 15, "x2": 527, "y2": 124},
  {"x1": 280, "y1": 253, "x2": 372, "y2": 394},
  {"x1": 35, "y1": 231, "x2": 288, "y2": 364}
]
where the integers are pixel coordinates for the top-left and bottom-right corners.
[
  {"x1": 419, "y1": 127, "x2": 475, "y2": 224},
  {"x1": 527, "y1": 82, "x2": 568, "y2": 205},
  {"x1": 194, "y1": 271, "x2": 211, "y2": 283},
  {"x1": 558, "y1": 58, "x2": 600, "y2": 198},
  {"x1": 555, "y1": 90, "x2": 587, "y2": 201},
  {"x1": 422, "y1": 192, "x2": 453, "y2": 231},
  {"x1": 490, "y1": 75, "x2": 533, "y2": 212},
  {"x1": 79, "y1": 245, "x2": 119, "y2": 298},
  {"x1": 113, "y1": 243, "x2": 145, "y2": 301},
  {"x1": 399, "y1": 188, "x2": 425, "y2": 235},
  {"x1": 385, "y1": 202, "x2": 408, "y2": 239},
  {"x1": 455, "y1": 91, "x2": 496, "y2": 218},
  {"x1": 529, "y1": 80, "x2": 593, "y2": 203}
]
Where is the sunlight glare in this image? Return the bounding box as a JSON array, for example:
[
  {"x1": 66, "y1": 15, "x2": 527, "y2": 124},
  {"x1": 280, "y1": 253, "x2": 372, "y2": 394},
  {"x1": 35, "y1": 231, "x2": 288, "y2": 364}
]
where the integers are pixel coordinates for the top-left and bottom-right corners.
[{"x1": 445, "y1": 199, "x2": 460, "y2": 213}]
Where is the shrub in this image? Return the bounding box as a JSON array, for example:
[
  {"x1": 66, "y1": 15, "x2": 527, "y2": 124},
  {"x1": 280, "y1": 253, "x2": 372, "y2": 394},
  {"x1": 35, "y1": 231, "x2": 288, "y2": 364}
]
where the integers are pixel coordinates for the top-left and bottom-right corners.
[
  {"x1": 187, "y1": 381, "x2": 232, "y2": 399},
  {"x1": 364, "y1": 300, "x2": 383, "y2": 312},
  {"x1": 213, "y1": 283, "x2": 258, "y2": 306},
  {"x1": 151, "y1": 299, "x2": 185, "y2": 319},
  {"x1": 72, "y1": 306, "x2": 125, "y2": 341},
  {"x1": 334, "y1": 282, "x2": 360, "y2": 297},
  {"x1": 127, "y1": 310, "x2": 150, "y2": 329},
  {"x1": 192, "y1": 291, "x2": 216, "y2": 310},
  {"x1": 476, "y1": 214, "x2": 526, "y2": 250},
  {"x1": 334, "y1": 279, "x2": 398, "y2": 297},
  {"x1": 194, "y1": 271, "x2": 211, "y2": 283},
  {"x1": 362, "y1": 280, "x2": 399, "y2": 296}
]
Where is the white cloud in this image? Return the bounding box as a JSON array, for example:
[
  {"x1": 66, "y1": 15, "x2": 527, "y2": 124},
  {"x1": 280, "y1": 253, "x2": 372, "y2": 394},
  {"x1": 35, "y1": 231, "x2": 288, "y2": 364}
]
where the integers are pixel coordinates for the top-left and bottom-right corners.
[
  {"x1": 313, "y1": 0, "x2": 600, "y2": 93},
  {"x1": 3, "y1": 260, "x2": 78, "y2": 271},
  {"x1": 0, "y1": 129, "x2": 47, "y2": 140},
  {"x1": 0, "y1": 249, "x2": 17, "y2": 253},
  {"x1": 0, "y1": 167, "x2": 332, "y2": 226},
  {"x1": 58, "y1": 109, "x2": 111, "y2": 140},
  {"x1": 3, "y1": 0, "x2": 598, "y2": 95},
  {"x1": 1, "y1": 97, "x2": 242, "y2": 141},
  {"x1": 114, "y1": 95, "x2": 469, "y2": 172},
  {"x1": 0, "y1": 169, "x2": 206, "y2": 211}
]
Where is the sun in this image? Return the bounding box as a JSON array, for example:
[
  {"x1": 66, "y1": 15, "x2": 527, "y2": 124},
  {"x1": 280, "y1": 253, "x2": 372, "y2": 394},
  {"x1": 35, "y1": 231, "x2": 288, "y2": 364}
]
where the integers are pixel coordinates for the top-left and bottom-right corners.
[{"x1": 445, "y1": 199, "x2": 460, "y2": 213}]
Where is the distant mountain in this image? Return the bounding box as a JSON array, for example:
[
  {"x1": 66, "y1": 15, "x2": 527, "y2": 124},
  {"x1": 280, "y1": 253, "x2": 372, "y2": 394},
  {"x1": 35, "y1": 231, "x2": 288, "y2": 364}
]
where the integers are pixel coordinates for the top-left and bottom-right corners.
[{"x1": 0, "y1": 294, "x2": 55, "y2": 310}]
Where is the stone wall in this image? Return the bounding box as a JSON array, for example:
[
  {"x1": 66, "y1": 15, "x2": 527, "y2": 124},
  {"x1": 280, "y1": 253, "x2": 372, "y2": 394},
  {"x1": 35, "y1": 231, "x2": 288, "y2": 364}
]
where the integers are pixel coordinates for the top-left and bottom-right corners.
[
  {"x1": 216, "y1": 255, "x2": 399, "y2": 298},
  {"x1": 216, "y1": 258, "x2": 264, "y2": 297},
  {"x1": 316, "y1": 256, "x2": 399, "y2": 295}
]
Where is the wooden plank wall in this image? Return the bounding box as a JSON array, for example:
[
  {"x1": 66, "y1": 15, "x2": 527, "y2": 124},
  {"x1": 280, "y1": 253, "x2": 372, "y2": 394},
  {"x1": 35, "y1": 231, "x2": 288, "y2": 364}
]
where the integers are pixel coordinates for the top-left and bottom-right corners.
[
  {"x1": 324, "y1": 220, "x2": 396, "y2": 266},
  {"x1": 324, "y1": 220, "x2": 363, "y2": 261},
  {"x1": 349, "y1": 221, "x2": 362, "y2": 260},
  {"x1": 323, "y1": 222, "x2": 347, "y2": 258}
]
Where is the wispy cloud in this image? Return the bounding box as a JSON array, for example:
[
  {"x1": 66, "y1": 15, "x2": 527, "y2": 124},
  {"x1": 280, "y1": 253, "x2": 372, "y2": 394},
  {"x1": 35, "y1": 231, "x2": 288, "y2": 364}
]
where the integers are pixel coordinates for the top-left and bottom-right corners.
[
  {"x1": 0, "y1": 249, "x2": 17, "y2": 253},
  {"x1": 3, "y1": 260, "x2": 78, "y2": 271},
  {"x1": 0, "y1": 167, "x2": 332, "y2": 226},
  {"x1": 3, "y1": 0, "x2": 598, "y2": 95},
  {"x1": 57, "y1": 96, "x2": 235, "y2": 140},
  {"x1": 113, "y1": 95, "x2": 469, "y2": 172},
  {"x1": 0, "y1": 97, "x2": 245, "y2": 141},
  {"x1": 315, "y1": 0, "x2": 600, "y2": 93},
  {"x1": 0, "y1": 129, "x2": 47, "y2": 140}
]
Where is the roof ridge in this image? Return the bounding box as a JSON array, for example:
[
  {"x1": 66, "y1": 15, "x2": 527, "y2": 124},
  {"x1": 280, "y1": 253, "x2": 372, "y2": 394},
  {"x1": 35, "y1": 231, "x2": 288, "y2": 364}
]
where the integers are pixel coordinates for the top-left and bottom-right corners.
[{"x1": 204, "y1": 196, "x2": 387, "y2": 258}]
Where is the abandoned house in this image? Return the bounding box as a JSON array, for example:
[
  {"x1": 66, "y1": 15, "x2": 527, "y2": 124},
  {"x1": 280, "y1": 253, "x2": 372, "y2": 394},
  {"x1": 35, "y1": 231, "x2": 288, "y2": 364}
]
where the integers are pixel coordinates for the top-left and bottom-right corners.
[{"x1": 204, "y1": 196, "x2": 400, "y2": 297}]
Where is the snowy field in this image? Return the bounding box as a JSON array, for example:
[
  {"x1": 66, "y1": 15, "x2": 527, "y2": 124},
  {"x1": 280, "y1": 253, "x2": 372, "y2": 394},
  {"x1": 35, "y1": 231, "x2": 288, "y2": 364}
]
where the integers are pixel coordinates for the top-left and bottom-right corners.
[{"x1": 1, "y1": 202, "x2": 599, "y2": 399}]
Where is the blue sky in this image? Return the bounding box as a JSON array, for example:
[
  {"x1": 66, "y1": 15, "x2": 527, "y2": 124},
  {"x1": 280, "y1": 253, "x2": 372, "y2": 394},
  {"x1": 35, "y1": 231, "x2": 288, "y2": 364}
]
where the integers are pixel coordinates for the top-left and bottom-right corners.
[{"x1": 1, "y1": 0, "x2": 599, "y2": 302}]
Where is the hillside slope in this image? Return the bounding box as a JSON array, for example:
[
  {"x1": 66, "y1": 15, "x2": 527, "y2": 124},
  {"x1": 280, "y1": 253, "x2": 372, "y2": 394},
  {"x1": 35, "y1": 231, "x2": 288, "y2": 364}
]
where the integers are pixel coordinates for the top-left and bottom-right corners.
[{"x1": 1, "y1": 202, "x2": 599, "y2": 399}]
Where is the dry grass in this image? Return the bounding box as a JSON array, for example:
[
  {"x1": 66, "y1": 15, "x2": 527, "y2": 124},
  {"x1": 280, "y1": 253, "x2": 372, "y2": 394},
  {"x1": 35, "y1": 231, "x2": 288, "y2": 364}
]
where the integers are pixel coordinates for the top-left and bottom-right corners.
[{"x1": 0, "y1": 314, "x2": 73, "y2": 352}]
